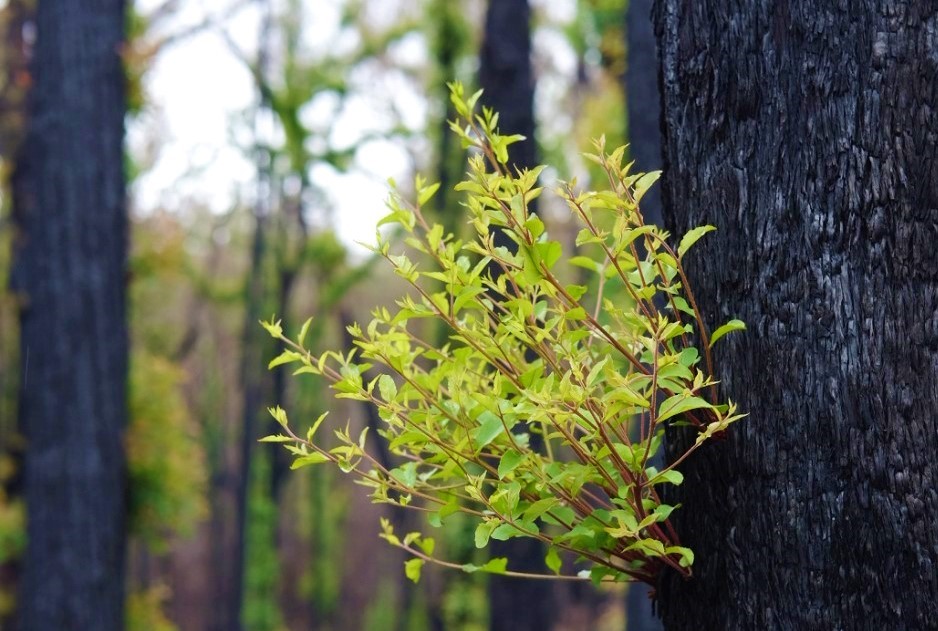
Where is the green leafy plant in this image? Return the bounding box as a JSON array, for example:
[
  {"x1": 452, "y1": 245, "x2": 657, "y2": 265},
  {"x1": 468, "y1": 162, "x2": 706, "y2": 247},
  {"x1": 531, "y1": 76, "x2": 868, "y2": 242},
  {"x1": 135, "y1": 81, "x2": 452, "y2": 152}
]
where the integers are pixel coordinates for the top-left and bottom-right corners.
[{"x1": 262, "y1": 83, "x2": 745, "y2": 586}]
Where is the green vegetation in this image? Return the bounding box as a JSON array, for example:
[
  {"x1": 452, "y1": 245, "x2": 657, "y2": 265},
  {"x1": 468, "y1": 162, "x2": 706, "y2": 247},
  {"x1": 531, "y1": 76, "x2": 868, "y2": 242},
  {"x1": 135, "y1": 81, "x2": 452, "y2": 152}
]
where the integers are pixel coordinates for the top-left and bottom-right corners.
[{"x1": 263, "y1": 84, "x2": 745, "y2": 588}]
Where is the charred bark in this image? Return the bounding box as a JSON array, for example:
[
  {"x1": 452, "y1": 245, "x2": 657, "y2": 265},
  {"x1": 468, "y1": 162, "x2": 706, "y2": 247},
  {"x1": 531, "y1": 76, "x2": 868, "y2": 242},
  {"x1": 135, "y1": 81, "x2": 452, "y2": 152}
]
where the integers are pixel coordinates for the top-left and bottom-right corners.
[
  {"x1": 11, "y1": 1, "x2": 129, "y2": 628},
  {"x1": 653, "y1": 2, "x2": 938, "y2": 629}
]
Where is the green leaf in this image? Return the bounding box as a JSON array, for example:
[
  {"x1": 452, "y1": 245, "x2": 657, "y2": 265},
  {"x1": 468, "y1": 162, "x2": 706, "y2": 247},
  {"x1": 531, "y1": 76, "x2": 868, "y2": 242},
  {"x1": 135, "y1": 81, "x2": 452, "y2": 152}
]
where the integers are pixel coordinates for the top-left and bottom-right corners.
[
  {"x1": 377, "y1": 374, "x2": 397, "y2": 401},
  {"x1": 568, "y1": 256, "x2": 599, "y2": 272},
  {"x1": 475, "y1": 521, "x2": 497, "y2": 549},
  {"x1": 268, "y1": 350, "x2": 302, "y2": 370},
  {"x1": 525, "y1": 215, "x2": 545, "y2": 239},
  {"x1": 479, "y1": 557, "x2": 509, "y2": 574},
  {"x1": 297, "y1": 317, "x2": 313, "y2": 346},
  {"x1": 633, "y1": 170, "x2": 661, "y2": 204},
  {"x1": 417, "y1": 537, "x2": 435, "y2": 556},
  {"x1": 565, "y1": 284, "x2": 588, "y2": 300},
  {"x1": 677, "y1": 225, "x2": 716, "y2": 259},
  {"x1": 267, "y1": 406, "x2": 288, "y2": 427},
  {"x1": 474, "y1": 411, "x2": 506, "y2": 449},
  {"x1": 498, "y1": 449, "x2": 525, "y2": 479},
  {"x1": 404, "y1": 558, "x2": 424, "y2": 583},
  {"x1": 535, "y1": 241, "x2": 563, "y2": 269},
  {"x1": 709, "y1": 319, "x2": 746, "y2": 347},
  {"x1": 657, "y1": 394, "x2": 713, "y2": 423},
  {"x1": 260, "y1": 318, "x2": 283, "y2": 338},
  {"x1": 649, "y1": 469, "x2": 684, "y2": 486},
  {"x1": 418, "y1": 182, "x2": 441, "y2": 206},
  {"x1": 306, "y1": 411, "x2": 328, "y2": 442},
  {"x1": 678, "y1": 347, "x2": 699, "y2": 367},
  {"x1": 522, "y1": 498, "x2": 560, "y2": 522},
  {"x1": 589, "y1": 565, "x2": 619, "y2": 585},
  {"x1": 564, "y1": 307, "x2": 587, "y2": 321},
  {"x1": 258, "y1": 435, "x2": 293, "y2": 443},
  {"x1": 545, "y1": 547, "x2": 562, "y2": 575},
  {"x1": 665, "y1": 545, "x2": 695, "y2": 568},
  {"x1": 290, "y1": 453, "x2": 330, "y2": 469},
  {"x1": 491, "y1": 522, "x2": 530, "y2": 541},
  {"x1": 653, "y1": 503, "x2": 678, "y2": 522}
]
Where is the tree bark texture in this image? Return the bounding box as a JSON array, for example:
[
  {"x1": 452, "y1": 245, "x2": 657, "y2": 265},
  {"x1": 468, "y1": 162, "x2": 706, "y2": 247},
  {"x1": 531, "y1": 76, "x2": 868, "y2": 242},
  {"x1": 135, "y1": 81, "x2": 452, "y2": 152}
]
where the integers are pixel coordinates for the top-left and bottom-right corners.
[
  {"x1": 653, "y1": 2, "x2": 938, "y2": 629},
  {"x1": 479, "y1": 2, "x2": 554, "y2": 630},
  {"x1": 11, "y1": 1, "x2": 129, "y2": 629}
]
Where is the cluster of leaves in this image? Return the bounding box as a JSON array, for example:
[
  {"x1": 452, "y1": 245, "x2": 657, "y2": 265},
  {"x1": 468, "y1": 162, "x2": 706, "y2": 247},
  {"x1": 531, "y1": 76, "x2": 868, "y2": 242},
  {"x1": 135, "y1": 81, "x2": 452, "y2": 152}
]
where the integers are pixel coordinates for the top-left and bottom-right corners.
[{"x1": 262, "y1": 83, "x2": 745, "y2": 586}]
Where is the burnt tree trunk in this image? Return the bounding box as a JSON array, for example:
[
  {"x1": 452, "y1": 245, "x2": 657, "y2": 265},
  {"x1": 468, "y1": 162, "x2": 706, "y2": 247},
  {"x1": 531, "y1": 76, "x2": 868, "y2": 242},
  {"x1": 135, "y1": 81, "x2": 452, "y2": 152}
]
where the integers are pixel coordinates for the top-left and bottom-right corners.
[
  {"x1": 11, "y1": 1, "x2": 129, "y2": 629},
  {"x1": 653, "y1": 2, "x2": 938, "y2": 629},
  {"x1": 479, "y1": 2, "x2": 554, "y2": 630}
]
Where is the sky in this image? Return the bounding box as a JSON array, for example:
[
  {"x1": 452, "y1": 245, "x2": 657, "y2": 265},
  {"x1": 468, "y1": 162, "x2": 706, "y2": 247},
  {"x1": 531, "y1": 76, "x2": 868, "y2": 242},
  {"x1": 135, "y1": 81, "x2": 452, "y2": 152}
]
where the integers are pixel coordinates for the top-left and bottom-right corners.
[{"x1": 130, "y1": 0, "x2": 579, "y2": 254}]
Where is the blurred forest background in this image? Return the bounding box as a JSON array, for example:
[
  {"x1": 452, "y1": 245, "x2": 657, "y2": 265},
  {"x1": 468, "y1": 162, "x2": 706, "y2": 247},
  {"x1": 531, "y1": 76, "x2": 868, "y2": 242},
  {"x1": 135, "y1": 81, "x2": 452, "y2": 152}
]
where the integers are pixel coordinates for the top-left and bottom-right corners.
[{"x1": 0, "y1": 0, "x2": 666, "y2": 629}]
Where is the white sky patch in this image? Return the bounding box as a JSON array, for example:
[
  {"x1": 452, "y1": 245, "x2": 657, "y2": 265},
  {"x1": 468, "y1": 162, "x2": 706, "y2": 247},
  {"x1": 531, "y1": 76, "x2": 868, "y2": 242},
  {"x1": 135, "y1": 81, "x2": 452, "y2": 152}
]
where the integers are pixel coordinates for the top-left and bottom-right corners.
[
  {"x1": 130, "y1": 0, "x2": 425, "y2": 255},
  {"x1": 129, "y1": 0, "x2": 581, "y2": 255}
]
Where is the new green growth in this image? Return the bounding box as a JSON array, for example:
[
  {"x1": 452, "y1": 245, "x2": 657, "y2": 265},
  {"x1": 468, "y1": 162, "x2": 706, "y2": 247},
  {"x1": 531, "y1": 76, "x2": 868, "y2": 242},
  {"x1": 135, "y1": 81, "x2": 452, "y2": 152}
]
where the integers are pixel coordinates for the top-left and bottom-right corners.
[{"x1": 261, "y1": 83, "x2": 746, "y2": 587}]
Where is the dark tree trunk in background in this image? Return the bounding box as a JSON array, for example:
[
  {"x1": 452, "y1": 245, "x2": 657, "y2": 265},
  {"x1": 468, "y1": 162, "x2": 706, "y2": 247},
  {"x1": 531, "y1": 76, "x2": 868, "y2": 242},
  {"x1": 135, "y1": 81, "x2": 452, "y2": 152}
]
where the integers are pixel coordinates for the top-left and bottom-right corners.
[
  {"x1": 623, "y1": 2, "x2": 665, "y2": 630},
  {"x1": 479, "y1": 0, "x2": 537, "y2": 178},
  {"x1": 479, "y1": 2, "x2": 554, "y2": 630},
  {"x1": 654, "y1": 2, "x2": 938, "y2": 629},
  {"x1": 11, "y1": 1, "x2": 129, "y2": 629},
  {"x1": 230, "y1": 5, "x2": 274, "y2": 630},
  {"x1": 624, "y1": 0, "x2": 663, "y2": 228}
]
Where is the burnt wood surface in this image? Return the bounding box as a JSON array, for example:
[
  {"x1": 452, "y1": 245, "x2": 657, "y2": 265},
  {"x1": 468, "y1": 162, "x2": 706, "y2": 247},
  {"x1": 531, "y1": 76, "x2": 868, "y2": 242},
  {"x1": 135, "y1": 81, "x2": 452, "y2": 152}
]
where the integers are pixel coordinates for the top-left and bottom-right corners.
[
  {"x1": 653, "y1": 2, "x2": 938, "y2": 629},
  {"x1": 12, "y1": 1, "x2": 129, "y2": 629}
]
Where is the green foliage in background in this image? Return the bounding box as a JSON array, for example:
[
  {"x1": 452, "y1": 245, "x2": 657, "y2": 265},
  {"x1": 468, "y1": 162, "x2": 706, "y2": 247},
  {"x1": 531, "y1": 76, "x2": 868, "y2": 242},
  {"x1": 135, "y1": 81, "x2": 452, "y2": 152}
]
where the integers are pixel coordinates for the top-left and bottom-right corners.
[
  {"x1": 268, "y1": 83, "x2": 745, "y2": 588},
  {"x1": 127, "y1": 585, "x2": 178, "y2": 631},
  {"x1": 243, "y1": 453, "x2": 286, "y2": 631},
  {"x1": 128, "y1": 352, "x2": 208, "y2": 547},
  {"x1": 128, "y1": 221, "x2": 208, "y2": 548}
]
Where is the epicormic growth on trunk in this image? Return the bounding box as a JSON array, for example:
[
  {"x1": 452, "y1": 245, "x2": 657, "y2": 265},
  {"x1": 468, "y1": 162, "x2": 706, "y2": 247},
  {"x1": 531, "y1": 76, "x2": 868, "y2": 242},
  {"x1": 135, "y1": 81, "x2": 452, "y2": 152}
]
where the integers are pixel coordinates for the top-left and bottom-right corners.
[{"x1": 262, "y1": 83, "x2": 746, "y2": 588}]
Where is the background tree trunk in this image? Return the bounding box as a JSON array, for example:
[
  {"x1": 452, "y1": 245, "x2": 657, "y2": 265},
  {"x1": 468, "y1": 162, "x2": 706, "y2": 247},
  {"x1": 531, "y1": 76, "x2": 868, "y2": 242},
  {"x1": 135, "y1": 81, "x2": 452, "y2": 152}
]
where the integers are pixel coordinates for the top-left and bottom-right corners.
[
  {"x1": 231, "y1": 5, "x2": 274, "y2": 629},
  {"x1": 653, "y1": 2, "x2": 938, "y2": 629},
  {"x1": 11, "y1": 1, "x2": 129, "y2": 629},
  {"x1": 623, "y1": 1, "x2": 665, "y2": 629},
  {"x1": 624, "y1": 0, "x2": 663, "y2": 229},
  {"x1": 479, "y1": 2, "x2": 555, "y2": 630}
]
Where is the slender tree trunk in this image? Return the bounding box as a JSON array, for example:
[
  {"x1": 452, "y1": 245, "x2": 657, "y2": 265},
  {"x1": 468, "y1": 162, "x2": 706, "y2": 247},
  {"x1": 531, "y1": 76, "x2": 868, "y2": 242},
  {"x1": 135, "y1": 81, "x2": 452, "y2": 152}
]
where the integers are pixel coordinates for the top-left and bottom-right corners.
[
  {"x1": 623, "y1": 2, "x2": 665, "y2": 629},
  {"x1": 11, "y1": 1, "x2": 129, "y2": 629},
  {"x1": 653, "y1": 2, "x2": 938, "y2": 629},
  {"x1": 479, "y1": 0, "x2": 536, "y2": 180},
  {"x1": 624, "y1": 0, "x2": 663, "y2": 228},
  {"x1": 231, "y1": 6, "x2": 274, "y2": 629},
  {"x1": 479, "y1": 2, "x2": 554, "y2": 630},
  {"x1": 231, "y1": 206, "x2": 268, "y2": 631}
]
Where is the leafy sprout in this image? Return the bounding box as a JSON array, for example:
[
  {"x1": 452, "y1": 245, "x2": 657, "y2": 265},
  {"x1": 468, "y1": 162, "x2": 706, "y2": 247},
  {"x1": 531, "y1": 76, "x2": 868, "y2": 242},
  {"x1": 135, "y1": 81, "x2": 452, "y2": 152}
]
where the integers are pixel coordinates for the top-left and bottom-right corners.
[{"x1": 261, "y1": 82, "x2": 746, "y2": 586}]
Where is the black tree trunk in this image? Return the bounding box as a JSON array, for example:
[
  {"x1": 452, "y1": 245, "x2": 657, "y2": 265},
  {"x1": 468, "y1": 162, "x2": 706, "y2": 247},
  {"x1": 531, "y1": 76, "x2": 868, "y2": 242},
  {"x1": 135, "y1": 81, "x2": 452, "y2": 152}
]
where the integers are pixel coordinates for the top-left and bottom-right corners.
[
  {"x1": 479, "y1": 2, "x2": 554, "y2": 630},
  {"x1": 11, "y1": 1, "x2": 129, "y2": 629},
  {"x1": 653, "y1": 2, "x2": 938, "y2": 629}
]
